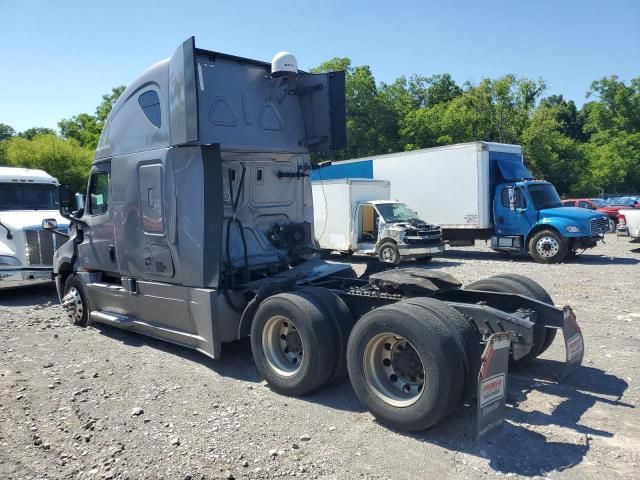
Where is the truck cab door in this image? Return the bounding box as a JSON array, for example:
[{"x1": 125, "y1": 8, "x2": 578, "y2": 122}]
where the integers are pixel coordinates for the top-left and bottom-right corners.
[
  {"x1": 494, "y1": 185, "x2": 535, "y2": 236},
  {"x1": 78, "y1": 162, "x2": 118, "y2": 275},
  {"x1": 355, "y1": 203, "x2": 378, "y2": 252}
]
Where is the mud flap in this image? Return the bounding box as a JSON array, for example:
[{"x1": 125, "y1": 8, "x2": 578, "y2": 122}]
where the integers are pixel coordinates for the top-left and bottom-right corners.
[
  {"x1": 477, "y1": 332, "x2": 513, "y2": 441},
  {"x1": 560, "y1": 306, "x2": 584, "y2": 381}
]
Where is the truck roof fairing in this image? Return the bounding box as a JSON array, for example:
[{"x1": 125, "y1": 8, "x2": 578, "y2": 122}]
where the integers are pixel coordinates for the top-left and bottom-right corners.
[{"x1": 95, "y1": 37, "x2": 346, "y2": 160}]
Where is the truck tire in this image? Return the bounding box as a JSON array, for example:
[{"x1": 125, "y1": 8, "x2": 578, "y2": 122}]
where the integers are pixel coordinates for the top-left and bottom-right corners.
[
  {"x1": 346, "y1": 302, "x2": 463, "y2": 431},
  {"x1": 62, "y1": 274, "x2": 90, "y2": 327},
  {"x1": 250, "y1": 292, "x2": 337, "y2": 396},
  {"x1": 465, "y1": 276, "x2": 549, "y2": 363},
  {"x1": 403, "y1": 298, "x2": 482, "y2": 403},
  {"x1": 528, "y1": 229, "x2": 568, "y2": 264},
  {"x1": 297, "y1": 287, "x2": 353, "y2": 383},
  {"x1": 491, "y1": 274, "x2": 557, "y2": 355},
  {"x1": 378, "y1": 242, "x2": 401, "y2": 265}
]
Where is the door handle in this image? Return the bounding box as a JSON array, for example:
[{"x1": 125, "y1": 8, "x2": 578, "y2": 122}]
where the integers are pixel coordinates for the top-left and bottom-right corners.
[{"x1": 108, "y1": 245, "x2": 116, "y2": 263}]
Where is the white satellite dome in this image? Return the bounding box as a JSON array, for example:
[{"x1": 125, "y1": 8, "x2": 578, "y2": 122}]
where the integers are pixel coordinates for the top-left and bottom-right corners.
[{"x1": 271, "y1": 51, "x2": 298, "y2": 77}]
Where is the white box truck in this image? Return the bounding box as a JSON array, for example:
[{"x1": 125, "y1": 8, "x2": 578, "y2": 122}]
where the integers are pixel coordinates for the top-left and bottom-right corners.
[
  {"x1": 312, "y1": 178, "x2": 444, "y2": 264},
  {"x1": 312, "y1": 142, "x2": 609, "y2": 263}
]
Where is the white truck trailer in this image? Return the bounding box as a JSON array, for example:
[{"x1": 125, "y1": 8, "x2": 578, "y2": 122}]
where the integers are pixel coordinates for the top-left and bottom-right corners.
[
  {"x1": 0, "y1": 167, "x2": 69, "y2": 288},
  {"x1": 312, "y1": 178, "x2": 444, "y2": 264}
]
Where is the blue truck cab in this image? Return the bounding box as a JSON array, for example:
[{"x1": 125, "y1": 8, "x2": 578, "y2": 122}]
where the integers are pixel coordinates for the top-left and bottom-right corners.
[{"x1": 492, "y1": 179, "x2": 608, "y2": 263}]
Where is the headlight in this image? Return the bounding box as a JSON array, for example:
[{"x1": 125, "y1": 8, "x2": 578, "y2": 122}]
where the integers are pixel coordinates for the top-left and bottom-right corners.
[
  {"x1": 565, "y1": 225, "x2": 581, "y2": 233},
  {"x1": 0, "y1": 255, "x2": 21, "y2": 267}
]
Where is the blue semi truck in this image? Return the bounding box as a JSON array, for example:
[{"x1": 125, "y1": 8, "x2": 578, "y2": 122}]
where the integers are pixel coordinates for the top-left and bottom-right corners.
[{"x1": 312, "y1": 142, "x2": 609, "y2": 263}]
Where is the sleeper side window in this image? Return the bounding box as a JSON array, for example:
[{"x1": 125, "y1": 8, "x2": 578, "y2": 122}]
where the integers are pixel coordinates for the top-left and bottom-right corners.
[
  {"x1": 88, "y1": 170, "x2": 110, "y2": 216},
  {"x1": 138, "y1": 90, "x2": 161, "y2": 128}
]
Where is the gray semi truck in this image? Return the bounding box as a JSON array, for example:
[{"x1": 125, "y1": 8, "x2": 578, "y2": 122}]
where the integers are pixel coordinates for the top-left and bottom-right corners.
[{"x1": 50, "y1": 37, "x2": 584, "y2": 437}]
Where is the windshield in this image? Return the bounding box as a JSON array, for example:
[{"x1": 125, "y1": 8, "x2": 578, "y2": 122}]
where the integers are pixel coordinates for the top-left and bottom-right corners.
[
  {"x1": 0, "y1": 183, "x2": 59, "y2": 210},
  {"x1": 591, "y1": 198, "x2": 608, "y2": 207},
  {"x1": 528, "y1": 183, "x2": 562, "y2": 210},
  {"x1": 375, "y1": 203, "x2": 419, "y2": 222}
]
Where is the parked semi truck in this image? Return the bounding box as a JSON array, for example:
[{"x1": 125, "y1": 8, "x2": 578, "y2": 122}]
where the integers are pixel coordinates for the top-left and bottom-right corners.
[
  {"x1": 311, "y1": 142, "x2": 609, "y2": 263},
  {"x1": 312, "y1": 178, "x2": 444, "y2": 264},
  {"x1": 50, "y1": 38, "x2": 584, "y2": 436},
  {"x1": 0, "y1": 167, "x2": 69, "y2": 288}
]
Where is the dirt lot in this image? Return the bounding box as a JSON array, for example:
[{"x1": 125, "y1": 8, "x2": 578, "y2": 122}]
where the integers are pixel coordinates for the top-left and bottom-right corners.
[{"x1": 1, "y1": 237, "x2": 639, "y2": 480}]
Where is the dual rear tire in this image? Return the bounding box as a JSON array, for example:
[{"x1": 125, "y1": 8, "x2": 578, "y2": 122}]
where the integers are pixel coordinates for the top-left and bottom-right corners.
[
  {"x1": 346, "y1": 299, "x2": 480, "y2": 431},
  {"x1": 250, "y1": 290, "x2": 480, "y2": 432},
  {"x1": 250, "y1": 275, "x2": 555, "y2": 431},
  {"x1": 466, "y1": 274, "x2": 557, "y2": 362},
  {"x1": 249, "y1": 288, "x2": 352, "y2": 396}
]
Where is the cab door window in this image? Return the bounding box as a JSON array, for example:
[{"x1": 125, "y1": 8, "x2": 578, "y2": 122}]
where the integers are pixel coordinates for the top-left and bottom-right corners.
[
  {"x1": 88, "y1": 170, "x2": 110, "y2": 215},
  {"x1": 501, "y1": 187, "x2": 526, "y2": 209}
]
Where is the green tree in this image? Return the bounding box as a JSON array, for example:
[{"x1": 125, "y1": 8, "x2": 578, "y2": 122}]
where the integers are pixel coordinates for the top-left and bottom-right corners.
[
  {"x1": 2, "y1": 134, "x2": 93, "y2": 192},
  {"x1": 584, "y1": 76, "x2": 640, "y2": 135},
  {"x1": 522, "y1": 105, "x2": 587, "y2": 195},
  {"x1": 0, "y1": 123, "x2": 15, "y2": 141},
  {"x1": 58, "y1": 85, "x2": 126, "y2": 150},
  {"x1": 18, "y1": 127, "x2": 56, "y2": 140}
]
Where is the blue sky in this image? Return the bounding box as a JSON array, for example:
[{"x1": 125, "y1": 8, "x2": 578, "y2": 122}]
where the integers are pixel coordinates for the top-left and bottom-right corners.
[{"x1": 1, "y1": 0, "x2": 638, "y2": 133}]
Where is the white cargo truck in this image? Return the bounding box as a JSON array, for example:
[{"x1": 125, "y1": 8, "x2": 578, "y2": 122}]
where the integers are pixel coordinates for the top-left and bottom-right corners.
[
  {"x1": 312, "y1": 142, "x2": 608, "y2": 263},
  {"x1": 312, "y1": 178, "x2": 444, "y2": 264},
  {"x1": 0, "y1": 167, "x2": 69, "y2": 288}
]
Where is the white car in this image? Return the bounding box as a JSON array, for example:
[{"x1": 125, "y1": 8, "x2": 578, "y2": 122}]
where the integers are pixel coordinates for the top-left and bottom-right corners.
[{"x1": 0, "y1": 167, "x2": 69, "y2": 288}]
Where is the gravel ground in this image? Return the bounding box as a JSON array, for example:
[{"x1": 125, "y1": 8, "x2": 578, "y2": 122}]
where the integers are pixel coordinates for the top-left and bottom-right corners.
[{"x1": 1, "y1": 237, "x2": 639, "y2": 480}]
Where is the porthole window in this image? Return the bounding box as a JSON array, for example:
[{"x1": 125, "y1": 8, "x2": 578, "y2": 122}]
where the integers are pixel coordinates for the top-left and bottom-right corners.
[{"x1": 138, "y1": 91, "x2": 161, "y2": 128}]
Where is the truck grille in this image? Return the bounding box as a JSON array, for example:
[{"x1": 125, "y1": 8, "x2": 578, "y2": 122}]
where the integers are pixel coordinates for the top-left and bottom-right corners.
[
  {"x1": 24, "y1": 229, "x2": 67, "y2": 266},
  {"x1": 589, "y1": 217, "x2": 609, "y2": 235}
]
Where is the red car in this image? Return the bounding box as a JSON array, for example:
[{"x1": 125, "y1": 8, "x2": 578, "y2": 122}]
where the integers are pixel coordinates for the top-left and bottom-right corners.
[{"x1": 561, "y1": 198, "x2": 636, "y2": 232}]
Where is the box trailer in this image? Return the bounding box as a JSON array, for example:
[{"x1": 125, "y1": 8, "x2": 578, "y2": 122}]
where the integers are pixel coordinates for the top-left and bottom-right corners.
[
  {"x1": 312, "y1": 178, "x2": 444, "y2": 264},
  {"x1": 51, "y1": 38, "x2": 584, "y2": 438},
  {"x1": 312, "y1": 142, "x2": 609, "y2": 263}
]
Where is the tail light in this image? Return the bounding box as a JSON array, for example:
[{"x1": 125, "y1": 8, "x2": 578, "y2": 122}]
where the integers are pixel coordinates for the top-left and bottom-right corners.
[{"x1": 618, "y1": 214, "x2": 626, "y2": 226}]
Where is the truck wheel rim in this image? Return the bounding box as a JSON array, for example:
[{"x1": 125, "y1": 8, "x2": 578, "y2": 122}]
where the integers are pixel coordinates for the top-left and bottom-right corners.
[
  {"x1": 62, "y1": 287, "x2": 84, "y2": 324},
  {"x1": 363, "y1": 333, "x2": 425, "y2": 407},
  {"x1": 381, "y1": 247, "x2": 396, "y2": 263},
  {"x1": 262, "y1": 315, "x2": 304, "y2": 377},
  {"x1": 536, "y1": 237, "x2": 559, "y2": 258}
]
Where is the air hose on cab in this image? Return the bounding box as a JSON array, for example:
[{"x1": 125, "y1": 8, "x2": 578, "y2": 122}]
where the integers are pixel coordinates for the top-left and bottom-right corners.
[{"x1": 223, "y1": 164, "x2": 250, "y2": 312}]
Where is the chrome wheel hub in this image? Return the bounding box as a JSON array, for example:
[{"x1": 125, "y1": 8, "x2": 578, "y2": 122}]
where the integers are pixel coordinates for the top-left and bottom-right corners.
[
  {"x1": 363, "y1": 333, "x2": 425, "y2": 407},
  {"x1": 381, "y1": 247, "x2": 396, "y2": 263},
  {"x1": 262, "y1": 315, "x2": 304, "y2": 377},
  {"x1": 62, "y1": 287, "x2": 84, "y2": 324},
  {"x1": 536, "y1": 236, "x2": 560, "y2": 258}
]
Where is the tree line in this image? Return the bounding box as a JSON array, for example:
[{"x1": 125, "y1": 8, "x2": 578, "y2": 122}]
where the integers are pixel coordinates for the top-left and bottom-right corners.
[{"x1": 1, "y1": 62, "x2": 638, "y2": 196}]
